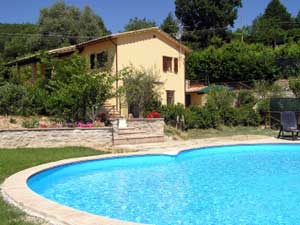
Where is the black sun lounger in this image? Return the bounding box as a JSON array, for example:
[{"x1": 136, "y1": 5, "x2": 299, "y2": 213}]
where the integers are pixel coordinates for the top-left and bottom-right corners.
[{"x1": 278, "y1": 111, "x2": 299, "y2": 140}]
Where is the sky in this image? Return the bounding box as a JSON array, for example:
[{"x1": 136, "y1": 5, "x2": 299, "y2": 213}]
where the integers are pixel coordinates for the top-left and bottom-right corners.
[{"x1": 0, "y1": 0, "x2": 299, "y2": 33}]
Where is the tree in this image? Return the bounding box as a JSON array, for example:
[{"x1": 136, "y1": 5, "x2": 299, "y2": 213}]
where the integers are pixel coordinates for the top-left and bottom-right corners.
[
  {"x1": 263, "y1": 0, "x2": 293, "y2": 30},
  {"x1": 250, "y1": 16, "x2": 287, "y2": 47},
  {"x1": 36, "y1": 1, "x2": 108, "y2": 50},
  {"x1": 122, "y1": 67, "x2": 161, "y2": 117},
  {"x1": 0, "y1": 23, "x2": 37, "y2": 62},
  {"x1": 160, "y1": 13, "x2": 179, "y2": 38},
  {"x1": 124, "y1": 17, "x2": 156, "y2": 32},
  {"x1": 78, "y1": 6, "x2": 110, "y2": 42},
  {"x1": 186, "y1": 41, "x2": 278, "y2": 83},
  {"x1": 37, "y1": 1, "x2": 80, "y2": 49},
  {"x1": 249, "y1": 0, "x2": 293, "y2": 47},
  {"x1": 47, "y1": 55, "x2": 115, "y2": 122},
  {"x1": 296, "y1": 11, "x2": 300, "y2": 25},
  {"x1": 175, "y1": 0, "x2": 242, "y2": 49}
]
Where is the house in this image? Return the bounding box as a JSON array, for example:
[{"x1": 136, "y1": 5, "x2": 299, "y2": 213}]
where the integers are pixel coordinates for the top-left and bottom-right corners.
[
  {"x1": 185, "y1": 81, "x2": 207, "y2": 107},
  {"x1": 185, "y1": 80, "x2": 235, "y2": 107},
  {"x1": 7, "y1": 27, "x2": 191, "y2": 118}
]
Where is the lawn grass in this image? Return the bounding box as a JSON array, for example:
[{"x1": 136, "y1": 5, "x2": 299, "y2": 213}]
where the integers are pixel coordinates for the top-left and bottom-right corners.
[
  {"x1": 165, "y1": 125, "x2": 278, "y2": 140},
  {"x1": 0, "y1": 147, "x2": 107, "y2": 225}
]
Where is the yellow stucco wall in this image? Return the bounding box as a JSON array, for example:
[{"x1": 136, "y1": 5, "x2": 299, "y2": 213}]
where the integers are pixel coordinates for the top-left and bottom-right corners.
[
  {"x1": 189, "y1": 93, "x2": 203, "y2": 106},
  {"x1": 78, "y1": 31, "x2": 187, "y2": 117}
]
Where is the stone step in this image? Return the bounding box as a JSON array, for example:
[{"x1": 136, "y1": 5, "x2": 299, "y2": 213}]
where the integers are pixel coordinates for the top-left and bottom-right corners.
[
  {"x1": 118, "y1": 127, "x2": 136, "y2": 131},
  {"x1": 117, "y1": 130, "x2": 146, "y2": 135},
  {"x1": 113, "y1": 135, "x2": 165, "y2": 145}
]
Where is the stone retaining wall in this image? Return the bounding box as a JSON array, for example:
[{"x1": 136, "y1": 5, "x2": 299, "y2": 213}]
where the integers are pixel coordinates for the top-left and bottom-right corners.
[
  {"x1": 0, "y1": 119, "x2": 165, "y2": 149},
  {"x1": 127, "y1": 118, "x2": 165, "y2": 136},
  {"x1": 0, "y1": 128, "x2": 112, "y2": 149}
]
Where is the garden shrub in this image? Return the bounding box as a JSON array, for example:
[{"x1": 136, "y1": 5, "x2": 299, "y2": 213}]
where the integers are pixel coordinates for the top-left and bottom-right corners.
[
  {"x1": 159, "y1": 104, "x2": 185, "y2": 126},
  {"x1": 157, "y1": 86, "x2": 262, "y2": 130},
  {"x1": 27, "y1": 85, "x2": 48, "y2": 115},
  {"x1": 47, "y1": 70, "x2": 114, "y2": 122},
  {"x1": 21, "y1": 117, "x2": 39, "y2": 128},
  {"x1": 206, "y1": 86, "x2": 235, "y2": 112},
  {"x1": 9, "y1": 118, "x2": 17, "y2": 124},
  {"x1": 184, "y1": 106, "x2": 219, "y2": 129},
  {"x1": 237, "y1": 106, "x2": 261, "y2": 126},
  {"x1": 236, "y1": 90, "x2": 257, "y2": 107},
  {"x1": 0, "y1": 83, "x2": 32, "y2": 116},
  {"x1": 219, "y1": 107, "x2": 240, "y2": 127},
  {"x1": 288, "y1": 77, "x2": 300, "y2": 97}
]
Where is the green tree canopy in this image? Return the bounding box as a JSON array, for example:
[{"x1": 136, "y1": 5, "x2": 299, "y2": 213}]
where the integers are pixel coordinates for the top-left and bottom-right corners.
[
  {"x1": 296, "y1": 11, "x2": 300, "y2": 25},
  {"x1": 124, "y1": 17, "x2": 156, "y2": 32},
  {"x1": 122, "y1": 67, "x2": 161, "y2": 117},
  {"x1": 175, "y1": 0, "x2": 242, "y2": 49},
  {"x1": 186, "y1": 41, "x2": 278, "y2": 82},
  {"x1": 263, "y1": 0, "x2": 293, "y2": 30},
  {"x1": 78, "y1": 6, "x2": 110, "y2": 42},
  {"x1": 160, "y1": 13, "x2": 179, "y2": 38},
  {"x1": 0, "y1": 23, "x2": 37, "y2": 61},
  {"x1": 36, "y1": 1, "x2": 109, "y2": 49},
  {"x1": 46, "y1": 55, "x2": 115, "y2": 121},
  {"x1": 248, "y1": 0, "x2": 294, "y2": 47}
]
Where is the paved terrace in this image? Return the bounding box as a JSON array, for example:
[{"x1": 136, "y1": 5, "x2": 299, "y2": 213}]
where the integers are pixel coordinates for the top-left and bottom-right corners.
[{"x1": 116, "y1": 135, "x2": 300, "y2": 154}]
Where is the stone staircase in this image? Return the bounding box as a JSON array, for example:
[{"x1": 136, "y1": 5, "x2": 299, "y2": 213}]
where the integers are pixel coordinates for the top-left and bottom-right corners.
[
  {"x1": 102, "y1": 103, "x2": 121, "y2": 119},
  {"x1": 112, "y1": 119, "x2": 165, "y2": 145}
]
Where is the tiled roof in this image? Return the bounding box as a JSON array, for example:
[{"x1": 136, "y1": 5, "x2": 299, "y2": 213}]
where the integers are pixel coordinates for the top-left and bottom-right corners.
[{"x1": 7, "y1": 27, "x2": 192, "y2": 66}]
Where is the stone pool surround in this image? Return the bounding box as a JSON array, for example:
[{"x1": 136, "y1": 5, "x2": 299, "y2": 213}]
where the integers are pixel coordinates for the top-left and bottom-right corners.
[{"x1": 2, "y1": 137, "x2": 300, "y2": 225}]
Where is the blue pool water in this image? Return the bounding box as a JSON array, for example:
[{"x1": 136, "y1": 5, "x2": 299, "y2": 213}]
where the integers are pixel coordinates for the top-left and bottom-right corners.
[{"x1": 28, "y1": 144, "x2": 300, "y2": 225}]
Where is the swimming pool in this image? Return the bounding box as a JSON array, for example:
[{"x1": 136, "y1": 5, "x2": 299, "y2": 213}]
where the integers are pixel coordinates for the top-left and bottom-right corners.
[{"x1": 28, "y1": 144, "x2": 300, "y2": 225}]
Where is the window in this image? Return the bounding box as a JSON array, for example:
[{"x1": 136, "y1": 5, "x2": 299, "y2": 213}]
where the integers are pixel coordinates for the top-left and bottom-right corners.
[
  {"x1": 90, "y1": 51, "x2": 108, "y2": 69},
  {"x1": 174, "y1": 58, "x2": 178, "y2": 74},
  {"x1": 90, "y1": 54, "x2": 95, "y2": 69},
  {"x1": 163, "y1": 56, "x2": 172, "y2": 72},
  {"x1": 96, "y1": 51, "x2": 108, "y2": 69},
  {"x1": 166, "y1": 90, "x2": 175, "y2": 105}
]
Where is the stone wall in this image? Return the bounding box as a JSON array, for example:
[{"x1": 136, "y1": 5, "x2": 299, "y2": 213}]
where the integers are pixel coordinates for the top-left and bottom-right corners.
[
  {"x1": 0, "y1": 128, "x2": 112, "y2": 149},
  {"x1": 0, "y1": 119, "x2": 165, "y2": 149},
  {"x1": 127, "y1": 118, "x2": 165, "y2": 136}
]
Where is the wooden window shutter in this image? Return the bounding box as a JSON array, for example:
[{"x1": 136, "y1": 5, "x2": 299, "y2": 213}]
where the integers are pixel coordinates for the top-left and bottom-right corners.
[
  {"x1": 163, "y1": 56, "x2": 168, "y2": 72},
  {"x1": 174, "y1": 58, "x2": 178, "y2": 74}
]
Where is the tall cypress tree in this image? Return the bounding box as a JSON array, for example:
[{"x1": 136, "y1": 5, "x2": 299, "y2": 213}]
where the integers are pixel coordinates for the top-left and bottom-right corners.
[
  {"x1": 263, "y1": 0, "x2": 293, "y2": 30},
  {"x1": 160, "y1": 13, "x2": 179, "y2": 38},
  {"x1": 175, "y1": 0, "x2": 242, "y2": 49},
  {"x1": 249, "y1": 0, "x2": 293, "y2": 47}
]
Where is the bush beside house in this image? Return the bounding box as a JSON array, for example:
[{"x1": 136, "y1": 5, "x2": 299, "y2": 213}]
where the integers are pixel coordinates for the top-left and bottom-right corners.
[{"x1": 0, "y1": 55, "x2": 115, "y2": 125}]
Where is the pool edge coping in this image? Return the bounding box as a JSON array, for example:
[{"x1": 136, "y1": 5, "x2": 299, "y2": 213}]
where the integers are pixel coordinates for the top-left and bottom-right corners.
[{"x1": 2, "y1": 138, "x2": 300, "y2": 225}]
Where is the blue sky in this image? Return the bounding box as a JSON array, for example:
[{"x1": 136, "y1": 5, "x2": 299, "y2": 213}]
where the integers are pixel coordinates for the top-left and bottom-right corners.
[{"x1": 0, "y1": 0, "x2": 299, "y2": 33}]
